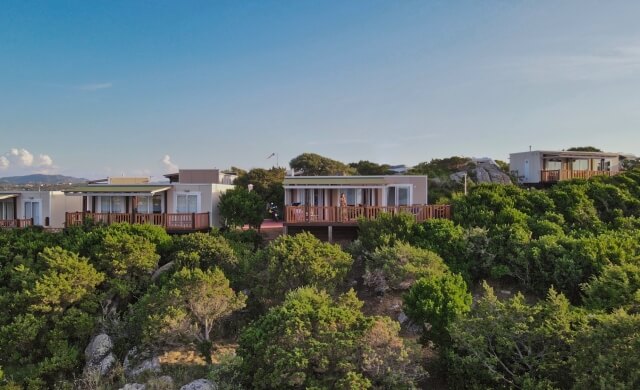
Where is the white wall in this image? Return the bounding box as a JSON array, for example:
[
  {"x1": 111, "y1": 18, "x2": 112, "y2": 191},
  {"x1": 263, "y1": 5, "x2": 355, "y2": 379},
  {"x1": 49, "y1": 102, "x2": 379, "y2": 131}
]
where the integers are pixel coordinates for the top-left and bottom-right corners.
[{"x1": 509, "y1": 152, "x2": 542, "y2": 183}]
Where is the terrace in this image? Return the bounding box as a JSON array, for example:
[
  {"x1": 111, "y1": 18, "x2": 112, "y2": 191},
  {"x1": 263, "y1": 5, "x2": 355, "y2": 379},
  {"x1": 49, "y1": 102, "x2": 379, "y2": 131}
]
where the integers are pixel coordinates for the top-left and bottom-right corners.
[{"x1": 65, "y1": 211, "x2": 210, "y2": 233}]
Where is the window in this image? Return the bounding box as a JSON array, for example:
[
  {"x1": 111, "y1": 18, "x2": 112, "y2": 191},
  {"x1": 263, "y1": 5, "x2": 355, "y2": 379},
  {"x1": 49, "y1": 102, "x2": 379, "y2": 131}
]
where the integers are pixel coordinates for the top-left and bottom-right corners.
[
  {"x1": 386, "y1": 186, "x2": 411, "y2": 206},
  {"x1": 136, "y1": 195, "x2": 162, "y2": 214},
  {"x1": 176, "y1": 193, "x2": 199, "y2": 213},
  {"x1": 572, "y1": 159, "x2": 589, "y2": 171},
  {"x1": 0, "y1": 202, "x2": 14, "y2": 220},
  {"x1": 99, "y1": 196, "x2": 125, "y2": 213},
  {"x1": 341, "y1": 189, "x2": 362, "y2": 206}
]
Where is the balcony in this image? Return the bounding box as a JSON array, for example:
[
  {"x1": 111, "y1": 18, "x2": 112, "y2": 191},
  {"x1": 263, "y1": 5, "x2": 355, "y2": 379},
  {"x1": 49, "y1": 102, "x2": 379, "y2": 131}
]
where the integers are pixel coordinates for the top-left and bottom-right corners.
[
  {"x1": 284, "y1": 205, "x2": 451, "y2": 225},
  {"x1": 65, "y1": 212, "x2": 210, "y2": 232},
  {"x1": 540, "y1": 169, "x2": 617, "y2": 183},
  {"x1": 0, "y1": 219, "x2": 34, "y2": 229}
]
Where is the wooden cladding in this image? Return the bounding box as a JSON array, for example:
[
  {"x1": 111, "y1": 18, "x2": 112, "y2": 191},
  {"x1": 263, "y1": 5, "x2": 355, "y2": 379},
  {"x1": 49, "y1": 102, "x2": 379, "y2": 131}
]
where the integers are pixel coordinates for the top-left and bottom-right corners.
[
  {"x1": 540, "y1": 170, "x2": 616, "y2": 183},
  {"x1": 65, "y1": 212, "x2": 210, "y2": 232},
  {"x1": 285, "y1": 205, "x2": 451, "y2": 224}
]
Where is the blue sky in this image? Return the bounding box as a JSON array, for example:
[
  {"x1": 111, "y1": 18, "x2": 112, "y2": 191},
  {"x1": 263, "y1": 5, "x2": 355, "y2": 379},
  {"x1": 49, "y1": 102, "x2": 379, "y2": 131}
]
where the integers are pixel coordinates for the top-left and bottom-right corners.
[{"x1": 1, "y1": 1, "x2": 640, "y2": 179}]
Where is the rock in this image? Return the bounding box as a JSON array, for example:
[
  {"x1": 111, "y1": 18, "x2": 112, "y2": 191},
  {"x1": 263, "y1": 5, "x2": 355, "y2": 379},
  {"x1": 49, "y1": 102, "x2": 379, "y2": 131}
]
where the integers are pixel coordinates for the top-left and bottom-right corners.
[
  {"x1": 500, "y1": 289, "x2": 512, "y2": 295},
  {"x1": 85, "y1": 333, "x2": 113, "y2": 365},
  {"x1": 84, "y1": 333, "x2": 116, "y2": 376},
  {"x1": 151, "y1": 261, "x2": 174, "y2": 281},
  {"x1": 119, "y1": 384, "x2": 146, "y2": 390},
  {"x1": 97, "y1": 353, "x2": 117, "y2": 376},
  {"x1": 397, "y1": 312, "x2": 409, "y2": 324},
  {"x1": 129, "y1": 356, "x2": 161, "y2": 377},
  {"x1": 180, "y1": 379, "x2": 217, "y2": 390}
]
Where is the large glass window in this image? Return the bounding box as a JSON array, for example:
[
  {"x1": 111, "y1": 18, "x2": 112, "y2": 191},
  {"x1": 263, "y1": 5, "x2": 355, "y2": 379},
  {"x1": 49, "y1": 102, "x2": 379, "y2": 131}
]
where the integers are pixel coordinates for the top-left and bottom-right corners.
[
  {"x1": 572, "y1": 159, "x2": 589, "y2": 171},
  {"x1": 99, "y1": 196, "x2": 125, "y2": 213},
  {"x1": 0, "y1": 202, "x2": 14, "y2": 219},
  {"x1": 342, "y1": 189, "x2": 362, "y2": 206},
  {"x1": 137, "y1": 196, "x2": 151, "y2": 213},
  {"x1": 177, "y1": 193, "x2": 199, "y2": 213},
  {"x1": 386, "y1": 186, "x2": 411, "y2": 206}
]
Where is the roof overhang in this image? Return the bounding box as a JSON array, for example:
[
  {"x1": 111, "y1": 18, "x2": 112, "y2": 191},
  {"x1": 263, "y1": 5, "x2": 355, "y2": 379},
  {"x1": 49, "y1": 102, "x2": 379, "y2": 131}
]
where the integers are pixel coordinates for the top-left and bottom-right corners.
[
  {"x1": 0, "y1": 193, "x2": 19, "y2": 200},
  {"x1": 64, "y1": 185, "x2": 171, "y2": 196},
  {"x1": 283, "y1": 176, "x2": 387, "y2": 186}
]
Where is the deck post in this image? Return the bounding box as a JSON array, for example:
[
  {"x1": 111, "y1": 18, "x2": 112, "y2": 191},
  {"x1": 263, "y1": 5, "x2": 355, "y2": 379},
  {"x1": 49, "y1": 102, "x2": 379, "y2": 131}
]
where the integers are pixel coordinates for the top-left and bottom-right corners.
[
  {"x1": 328, "y1": 225, "x2": 333, "y2": 243},
  {"x1": 192, "y1": 213, "x2": 196, "y2": 230}
]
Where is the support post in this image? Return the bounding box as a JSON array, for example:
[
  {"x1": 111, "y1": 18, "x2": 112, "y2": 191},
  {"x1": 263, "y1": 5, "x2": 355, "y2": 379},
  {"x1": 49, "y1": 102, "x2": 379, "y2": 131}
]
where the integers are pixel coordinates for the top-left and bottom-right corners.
[{"x1": 328, "y1": 225, "x2": 333, "y2": 243}]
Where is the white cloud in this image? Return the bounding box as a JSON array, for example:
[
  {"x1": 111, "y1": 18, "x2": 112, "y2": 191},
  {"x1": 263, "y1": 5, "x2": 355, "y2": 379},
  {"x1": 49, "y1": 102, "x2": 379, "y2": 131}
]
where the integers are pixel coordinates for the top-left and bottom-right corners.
[
  {"x1": 1, "y1": 148, "x2": 57, "y2": 174},
  {"x1": 9, "y1": 148, "x2": 34, "y2": 167},
  {"x1": 162, "y1": 155, "x2": 178, "y2": 173},
  {"x1": 76, "y1": 82, "x2": 113, "y2": 91}
]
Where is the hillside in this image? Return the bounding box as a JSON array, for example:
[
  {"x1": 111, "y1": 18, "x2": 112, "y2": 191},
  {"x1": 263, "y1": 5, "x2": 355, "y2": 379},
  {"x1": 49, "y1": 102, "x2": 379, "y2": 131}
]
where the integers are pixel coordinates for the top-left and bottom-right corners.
[{"x1": 0, "y1": 174, "x2": 87, "y2": 185}]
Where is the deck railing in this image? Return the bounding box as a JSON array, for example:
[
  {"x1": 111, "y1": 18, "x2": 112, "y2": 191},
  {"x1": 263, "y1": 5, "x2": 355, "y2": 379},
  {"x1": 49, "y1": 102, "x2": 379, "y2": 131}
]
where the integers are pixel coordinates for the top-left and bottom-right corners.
[
  {"x1": 541, "y1": 169, "x2": 616, "y2": 182},
  {"x1": 65, "y1": 212, "x2": 210, "y2": 231},
  {"x1": 285, "y1": 205, "x2": 451, "y2": 224},
  {"x1": 0, "y1": 218, "x2": 33, "y2": 228}
]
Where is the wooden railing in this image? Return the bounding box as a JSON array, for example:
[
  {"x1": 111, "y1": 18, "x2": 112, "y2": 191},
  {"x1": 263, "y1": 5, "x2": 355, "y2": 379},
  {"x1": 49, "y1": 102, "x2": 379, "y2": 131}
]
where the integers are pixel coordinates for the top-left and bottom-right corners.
[
  {"x1": 65, "y1": 212, "x2": 210, "y2": 231},
  {"x1": 0, "y1": 218, "x2": 33, "y2": 228},
  {"x1": 541, "y1": 170, "x2": 616, "y2": 182},
  {"x1": 285, "y1": 205, "x2": 451, "y2": 224}
]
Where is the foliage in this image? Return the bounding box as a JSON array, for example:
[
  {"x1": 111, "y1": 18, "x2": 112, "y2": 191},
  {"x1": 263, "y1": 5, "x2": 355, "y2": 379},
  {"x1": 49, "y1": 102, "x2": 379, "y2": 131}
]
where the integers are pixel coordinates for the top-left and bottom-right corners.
[
  {"x1": 289, "y1": 152, "x2": 354, "y2": 176},
  {"x1": 571, "y1": 309, "x2": 640, "y2": 389},
  {"x1": 238, "y1": 287, "x2": 423, "y2": 389},
  {"x1": 363, "y1": 242, "x2": 447, "y2": 292},
  {"x1": 403, "y1": 273, "x2": 471, "y2": 345},
  {"x1": 566, "y1": 146, "x2": 602, "y2": 152},
  {"x1": 358, "y1": 212, "x2": 418, "y2": 252},
  {"x1": 233, "y1": 166, "x2": 285, "y2": 208},
  {"x1": 170, "y1": 232, "x2": 239, "y2": 277},
  {"x1": 582, "y1": 258, "x2": 640, "y2": 312},
  {"x1": 446, "y1": 283, "x2": 579, "y2": 389},
  {"x1": 131, "y1": 267, "x2": 246, "y2": 362},
  {"x1": 408, "y1": 156, "x2": 472, "y2": 177},
  {"x1": 349, "y1": 160, "x2": 391, "y2": 175},
  {"x1": 218, "y1": 187, "x2": 265, "y2": 229},
  {"x1": 251, "y1": 232, "x2": 353, "y2": 306}
]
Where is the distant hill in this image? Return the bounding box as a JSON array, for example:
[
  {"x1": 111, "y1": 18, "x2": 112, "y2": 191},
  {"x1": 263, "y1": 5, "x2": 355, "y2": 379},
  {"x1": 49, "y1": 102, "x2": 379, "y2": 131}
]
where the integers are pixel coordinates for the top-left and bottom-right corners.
[{"x1": 0, "y1": 174, "x2": 88, "y2": 185}]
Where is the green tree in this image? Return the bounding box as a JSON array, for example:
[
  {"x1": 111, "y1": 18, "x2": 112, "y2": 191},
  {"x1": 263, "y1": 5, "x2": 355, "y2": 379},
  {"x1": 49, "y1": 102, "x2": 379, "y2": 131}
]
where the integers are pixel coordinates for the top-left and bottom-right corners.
[
  {"x1": 252, "y1": 232, "x2": 353, "y2": 306},
  {"x1": 364, "y1": 242, "x2": 447, "y2": 292},
  {"x1": 218, "y1": 187, "x2": 265, "y2": 229},
  {"x1": 403, "y1": 272, "x2": 471, "y2": 345},
  {"x1": 566, "y1": 146, "x2": 602, "y2": 152},
  {"x1": 571, "y1": 309, "x2": 640, "y2": 389},
  {"x1": 238, "y1": 287, "x2": 423, "y2": 389},
  {"x1": 134, "y1": 267, "x2": 246, "y2": 362},
  {"x1": 582, "y1": 258, "x2": 640, "y2": 312},
  {"x1": 348, "y1": 160, "x2": 391, "y2": 175},
  {"x1": 446, "y1": 283, "x2": 578, "y2": 389},
  {"x1": 233, "y1": 167, "x2": 285, "y2": 207},
  {"x1": 289, "y1": 153, "x2": 353, "y2": 176},
  {"x1": 171, "y1": 232, "x2": 239, "y2": 276}
]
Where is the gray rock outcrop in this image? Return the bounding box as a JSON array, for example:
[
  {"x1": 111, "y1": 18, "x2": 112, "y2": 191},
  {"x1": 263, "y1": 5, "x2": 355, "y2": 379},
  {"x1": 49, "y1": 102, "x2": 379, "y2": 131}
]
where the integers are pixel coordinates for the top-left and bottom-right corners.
[
  {"x1": 84, "y1": 333, "x2": 116, "y2": 375},
  {"x1": 180, "y1": 379, "x2": 217, "y2": 390},
  {"x1": 119, "y1": 384, "x2": 146, "y2": 390}
]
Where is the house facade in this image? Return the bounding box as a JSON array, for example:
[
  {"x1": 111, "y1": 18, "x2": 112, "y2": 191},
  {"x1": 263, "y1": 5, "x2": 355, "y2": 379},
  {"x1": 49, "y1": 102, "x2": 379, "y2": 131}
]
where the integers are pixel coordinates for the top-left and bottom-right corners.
[
  {"x1": 509, "y1": 150, "x2": 622, "y2": 185},
  {"x1": 64, "y1": 169, "x2": 234, "y2": 232},
  {"x1": 283, "y1": 175, "x2": 450, "y2": 241},
  {"x1": 0, "y1": 190, "x2": 82, "y2": 229}
]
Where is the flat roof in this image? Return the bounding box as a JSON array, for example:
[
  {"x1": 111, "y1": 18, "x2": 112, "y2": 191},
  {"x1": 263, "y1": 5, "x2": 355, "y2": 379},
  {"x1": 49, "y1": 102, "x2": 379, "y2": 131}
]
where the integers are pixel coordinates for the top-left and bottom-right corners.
[
  {"x1": 64, "y1": 185, "x2": 171, "y2": 196},
  {"x1": 283, "y1": 175, "x2": 426, "y2": 186},
  {"x1": 510, "y1": 150, "x2": 621, "y2": 158}
]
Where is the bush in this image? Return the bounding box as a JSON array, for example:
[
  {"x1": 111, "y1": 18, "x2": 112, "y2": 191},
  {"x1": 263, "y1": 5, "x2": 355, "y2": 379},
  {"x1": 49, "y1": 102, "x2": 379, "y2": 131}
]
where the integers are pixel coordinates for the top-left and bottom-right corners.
[
  {"x1": 251, "y1": 232, "x2": 353, "y2": 306},
  {"x1": 358, "y1": 213, "x2": 417, "y2": 252},
  {"x1": 364, "y1": 242, "x2": 447, "y2": 293},
  {"x1": 238, "y1": 287, "x2": 423, "y2": 389},
  {"x1": 582, "y1": 258, "x2": 640, "y2": 312},
  {"x1": 218, "y1": 187, "x2": 265, "y2": 229},
  {"x1": 403, "y1": 273, "x2": 471, "y2": 345}
]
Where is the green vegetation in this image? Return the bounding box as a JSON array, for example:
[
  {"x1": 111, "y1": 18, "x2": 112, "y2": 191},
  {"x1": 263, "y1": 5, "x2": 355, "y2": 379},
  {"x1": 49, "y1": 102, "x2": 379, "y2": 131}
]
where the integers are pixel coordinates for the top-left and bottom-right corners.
[
  {"x1": 2, "y1": 167, "x2": 640, "y2": 389},
  {"x1": 218, "y1": 187, "x2": 266, "y2": 229}
]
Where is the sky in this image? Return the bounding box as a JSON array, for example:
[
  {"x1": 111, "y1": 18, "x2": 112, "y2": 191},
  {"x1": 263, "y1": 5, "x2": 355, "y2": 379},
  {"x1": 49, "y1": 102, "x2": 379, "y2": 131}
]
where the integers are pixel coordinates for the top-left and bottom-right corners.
[{"x1": 1, "y1": 0, "x2": 640, "y2": 179}]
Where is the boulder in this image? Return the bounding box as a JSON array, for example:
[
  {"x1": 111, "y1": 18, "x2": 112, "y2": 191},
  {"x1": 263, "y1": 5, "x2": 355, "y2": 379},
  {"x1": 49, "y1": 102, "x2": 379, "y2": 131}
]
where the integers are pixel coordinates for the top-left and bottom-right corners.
[
  {"x1": 85, "y1": 333, "x2": 113, "y2": 365},
  {"x1": 129, "y1": 356, "x2": 161, "y2": 377},
  {"x1": 180, "y1": 379, "x2": 217, "y2": 390},
  {"x1": 84, "y1": 333, "x2": 116, "y2": 375},
  {"x1": 397, "y1": 312, "x2": 409, "y2": 325},
  {"x1": 119, "y1": 384, "x2": 146, "y2": 390}
]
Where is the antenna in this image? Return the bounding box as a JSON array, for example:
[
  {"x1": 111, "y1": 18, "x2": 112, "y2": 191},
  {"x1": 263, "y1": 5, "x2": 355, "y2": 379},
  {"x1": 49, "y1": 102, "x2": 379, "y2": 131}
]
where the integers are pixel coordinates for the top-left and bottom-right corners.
[{"x1": 529, "y1": 145, "x2": 532, "y2": 152}]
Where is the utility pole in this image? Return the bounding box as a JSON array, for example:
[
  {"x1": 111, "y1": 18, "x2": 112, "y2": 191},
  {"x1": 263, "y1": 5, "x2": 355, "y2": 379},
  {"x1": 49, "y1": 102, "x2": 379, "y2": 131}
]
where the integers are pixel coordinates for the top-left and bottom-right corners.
[{"x1": 464, "y1": 173, "x2": 468, "y2": 195}]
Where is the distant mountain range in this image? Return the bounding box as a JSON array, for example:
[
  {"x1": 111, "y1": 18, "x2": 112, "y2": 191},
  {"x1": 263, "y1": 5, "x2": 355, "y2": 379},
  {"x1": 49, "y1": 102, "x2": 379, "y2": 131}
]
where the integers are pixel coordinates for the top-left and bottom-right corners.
[{"x1": 0, "y1": 174, "x2": 88, "y2": 185}]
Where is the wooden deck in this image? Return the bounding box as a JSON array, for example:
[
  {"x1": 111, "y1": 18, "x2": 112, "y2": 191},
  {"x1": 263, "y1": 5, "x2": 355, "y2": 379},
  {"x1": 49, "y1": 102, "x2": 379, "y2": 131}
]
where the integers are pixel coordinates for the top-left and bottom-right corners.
[
  {"x1": 541, "y1": 169, "x2": 616, "y2": 183},
  {"x1": 65, "y1": 212, "x2": 210, "y2": 232},
  {"x1": 0, "y1": 219, "x2": 34, "y2": 229},
  {"x1": 284, "y1": 205, "x2": 451, "y2": 225}
]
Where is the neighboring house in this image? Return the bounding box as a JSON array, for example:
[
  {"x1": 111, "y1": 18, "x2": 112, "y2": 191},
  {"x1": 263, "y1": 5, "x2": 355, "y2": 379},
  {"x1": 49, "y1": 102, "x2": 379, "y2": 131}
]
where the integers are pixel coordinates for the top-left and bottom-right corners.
[
  {"x1": 509, "y1": 150, "x2": 623, "y2": 185},
  {"x1": 283, "y1": 175, "x2": 450, "y2": 241},
  {"x1": 0, "y1": 190, "x2": 82, "y2": 229},
  {"x1": 64, "y1": 169, "x2": 234, "y2": 232}
]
